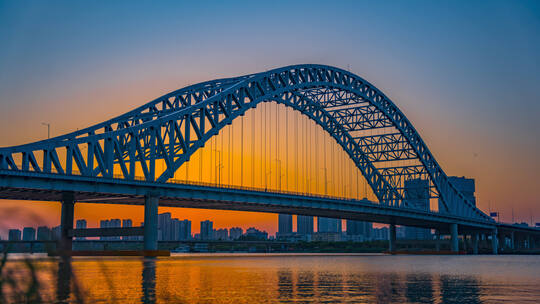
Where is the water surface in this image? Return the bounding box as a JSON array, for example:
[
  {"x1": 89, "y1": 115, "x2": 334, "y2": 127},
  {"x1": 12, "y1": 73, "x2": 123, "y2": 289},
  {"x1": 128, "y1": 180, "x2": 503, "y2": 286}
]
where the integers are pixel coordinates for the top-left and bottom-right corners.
[{"x1": 5, "y1": 253, "x2": 540, "y2": 303}]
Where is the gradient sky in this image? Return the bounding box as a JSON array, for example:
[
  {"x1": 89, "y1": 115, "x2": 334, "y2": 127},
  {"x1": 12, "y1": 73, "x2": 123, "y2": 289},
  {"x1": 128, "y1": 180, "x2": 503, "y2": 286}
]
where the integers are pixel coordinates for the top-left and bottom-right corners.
[{"x1": 1, "y1": 1, "x2": 539, "y2": 236}]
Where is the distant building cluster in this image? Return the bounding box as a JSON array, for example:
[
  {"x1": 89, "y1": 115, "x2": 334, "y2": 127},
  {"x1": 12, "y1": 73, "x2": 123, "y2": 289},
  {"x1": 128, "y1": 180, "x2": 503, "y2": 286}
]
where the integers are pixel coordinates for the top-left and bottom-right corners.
[
  {"x1": 157, "y1": 213, "x2": 191, "y2": 241},
  {"x1": 277, "y1": 214, "x2": 380, "y2": 242},
  {"x1": 8, "y1": 226, "x2": 61, "y2": 241},
  {"x1": 5, "y1": 214, "x2": 269, "y2": 242}
]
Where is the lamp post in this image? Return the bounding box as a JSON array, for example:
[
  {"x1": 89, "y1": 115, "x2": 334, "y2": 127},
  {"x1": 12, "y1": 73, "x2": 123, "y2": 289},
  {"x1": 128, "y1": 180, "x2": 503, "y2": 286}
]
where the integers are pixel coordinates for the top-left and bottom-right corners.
[
  {"x1": 213, "y1": 149, "x2": 223, "y2": 186},
  {"x1": 274, "y1": 159, "x2": 284, "y2": 191},
  {"x1": 41, "y1": 122, "x2": 50, "y2": 139},
  {"x1": 320, "y1": 167, "x2": 328, "y2": 195}
]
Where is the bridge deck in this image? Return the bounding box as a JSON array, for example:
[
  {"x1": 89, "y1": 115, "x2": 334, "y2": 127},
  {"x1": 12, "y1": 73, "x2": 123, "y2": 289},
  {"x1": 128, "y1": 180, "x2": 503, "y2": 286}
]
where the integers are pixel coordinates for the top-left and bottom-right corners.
[{"x1": 0, "y1": 170, "x2": 500, "y2": 233}]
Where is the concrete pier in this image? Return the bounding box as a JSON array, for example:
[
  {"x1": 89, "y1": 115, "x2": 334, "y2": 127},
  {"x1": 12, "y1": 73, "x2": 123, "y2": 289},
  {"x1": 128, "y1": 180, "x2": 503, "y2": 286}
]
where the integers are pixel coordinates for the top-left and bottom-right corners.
[
  {"x1": 472, "y1": 233, "x2": 479, "y2": 255},
  {"x1": 450, "y1": 223, "x2": 459, "y2": 253},
  {"x1": 389, "y1": 223, "x2": 396, "y2": 253},
  {"x1": 60, "y1": 192, "x2": 75, "y2": 253},
  {"x1": 144, "y1": 194, "x2": 159, "y2": 252},
  {"x1": 492, "y1": 228, "x2": 498, "y2": 255}
]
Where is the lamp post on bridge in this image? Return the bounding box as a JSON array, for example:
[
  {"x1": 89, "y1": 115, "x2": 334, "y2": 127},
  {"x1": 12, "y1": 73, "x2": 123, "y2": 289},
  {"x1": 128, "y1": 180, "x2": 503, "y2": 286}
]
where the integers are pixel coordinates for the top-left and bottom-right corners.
[
  {"x1": 275, "y1": 159, "x2": 284, "y2": 192},
  {"x1": 320, "y1": 168, "x2": 328, "y2": 195},
  {"x1": 213, "y1": 149, "x2": 223, "y2": 186},
  {"x1": 41, "y1": 122, "x2": 50, "y2": 139}
]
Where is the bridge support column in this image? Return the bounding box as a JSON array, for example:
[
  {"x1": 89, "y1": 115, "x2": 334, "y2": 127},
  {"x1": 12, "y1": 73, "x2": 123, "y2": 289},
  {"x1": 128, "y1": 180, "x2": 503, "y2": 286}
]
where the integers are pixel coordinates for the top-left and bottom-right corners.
[
  {"x1": 389, "y1": 223, "x2": 396, "y2": 253},
  {"x1": 472, "y1": 233, "x2": 479, "y2": 255},
  {"x1": 60, "y1": 192, "x2": 75, "y2": 253},
  {"x1": 450, "y1": 223, "x2": 459, "y2": 253},
  {"x1": 511, "y1": 231, "x2": 515, "y2": 250},
  {"x1": 144, "y1": 195, "x2": 159, "y2": 252},
  {"x1": 491, "y1": 228, "x2": 498, "y2": 255},
  {"x1": 435, "y1": 232, "x2": 440, "y2": 251}
]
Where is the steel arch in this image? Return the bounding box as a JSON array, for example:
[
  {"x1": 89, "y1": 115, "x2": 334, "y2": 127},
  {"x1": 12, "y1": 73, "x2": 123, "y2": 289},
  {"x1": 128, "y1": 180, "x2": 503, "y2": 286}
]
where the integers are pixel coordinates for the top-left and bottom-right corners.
[{"x1": 0, "y1": 64, "x2": 491, "y2": 221}]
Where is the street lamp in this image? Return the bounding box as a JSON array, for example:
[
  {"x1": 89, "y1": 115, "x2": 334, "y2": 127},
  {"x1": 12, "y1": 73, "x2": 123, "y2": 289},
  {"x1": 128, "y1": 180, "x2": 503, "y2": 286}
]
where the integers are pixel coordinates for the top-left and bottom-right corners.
[
  {"x1": 320, "y1": 167, "x2": 328, "y2": 195},
  {"x1": 213, "y1": 149, "x2": 223, "y2": 186},
  {"x1": 41, "y1": 122, "x2": 50, "y2": 139},
  {"x1": 274, "y1": 159, "x2": 284, "y2": 192}
]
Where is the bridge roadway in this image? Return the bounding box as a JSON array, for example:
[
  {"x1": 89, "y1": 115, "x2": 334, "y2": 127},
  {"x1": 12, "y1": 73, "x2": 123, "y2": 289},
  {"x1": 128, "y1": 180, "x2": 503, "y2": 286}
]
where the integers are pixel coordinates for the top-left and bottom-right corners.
[{"x1": 1, "y1": 170, "x2": 539, "y2": 254}]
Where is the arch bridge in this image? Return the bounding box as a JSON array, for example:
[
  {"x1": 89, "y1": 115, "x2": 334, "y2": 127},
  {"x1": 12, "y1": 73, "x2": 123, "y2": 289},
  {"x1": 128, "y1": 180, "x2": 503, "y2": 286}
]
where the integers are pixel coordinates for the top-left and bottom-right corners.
[{"x1": 1, "y1": 64, "x2": 533, "y2": 254}]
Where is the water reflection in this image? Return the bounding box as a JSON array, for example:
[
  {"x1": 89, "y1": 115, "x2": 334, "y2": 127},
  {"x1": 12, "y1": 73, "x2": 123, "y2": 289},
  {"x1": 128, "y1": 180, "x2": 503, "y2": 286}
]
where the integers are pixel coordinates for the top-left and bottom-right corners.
[
  {"x1": 56, "y1": 257, "x2": 72, "y2": 304},
  {"x1": 440, "y1": 275, "x2": 481, "y2": 304},
  {"x1": 277, "y1": 269, "x2": 293, "y2": 301},
  {"x1": 405, "y1": 274, "x2": 434, "y2": 304},
  {"x1": 35, "y1": 255, "x2": 540, "y2": 303},
  {"x1": 296, "y1": 270, "x2": 315, "y2": 299},
  {"x1": 375, "y1": 272, "x2": 403, "y2": 304},
  {"x1": 318, "y1": 271, "x2": 344, "y2": 300},
  {"x1": 141, "y1": 258, "x2": 156, "y2": 304}
]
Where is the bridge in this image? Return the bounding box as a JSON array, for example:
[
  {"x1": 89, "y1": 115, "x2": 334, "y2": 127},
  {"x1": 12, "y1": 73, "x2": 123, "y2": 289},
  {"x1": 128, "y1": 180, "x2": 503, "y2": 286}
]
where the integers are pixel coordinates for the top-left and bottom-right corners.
[{"x1": 1, "y1": 64, "x2": 538, "y2": 254}]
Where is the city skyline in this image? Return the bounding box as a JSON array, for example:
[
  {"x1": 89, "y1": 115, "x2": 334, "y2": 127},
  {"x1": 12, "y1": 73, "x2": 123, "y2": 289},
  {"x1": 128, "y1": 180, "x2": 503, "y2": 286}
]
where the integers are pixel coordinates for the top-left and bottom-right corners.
[{"x1": 3, "y1": 214, "x2": 391, "y2": 242}]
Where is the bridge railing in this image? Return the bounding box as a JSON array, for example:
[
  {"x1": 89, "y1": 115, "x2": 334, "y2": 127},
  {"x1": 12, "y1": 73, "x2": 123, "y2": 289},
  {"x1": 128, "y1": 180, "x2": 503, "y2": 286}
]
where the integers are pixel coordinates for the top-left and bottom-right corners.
[
  {"x1": 3, "y1": 162, "x2": 391, "y2": 206},
  {"x1": 1, "y1": 164, "x2": 459, "y2": 217}
]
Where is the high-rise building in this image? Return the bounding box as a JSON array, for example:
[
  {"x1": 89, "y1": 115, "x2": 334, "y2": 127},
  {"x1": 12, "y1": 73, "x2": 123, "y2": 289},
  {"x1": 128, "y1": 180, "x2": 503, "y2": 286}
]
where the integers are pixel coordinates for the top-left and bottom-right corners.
[
  {"x1": 317, "y1": 217, "x2": 342, "y2": 233},
  {"x1": 245, "y1": 227, "x2": 268, "y2": 240},
  {"x1": 438, "y1": 176, "x2": 476, "y2": 214},
  {"x1": 179, "y1": 219, "x2": 191, "y2": 240},
  {"x1": 37, "y1": 226, "x2": 51, "y2": 241},
  {"x1": 200, "y1": 220, "x2": 214, "y2": 240},
  {"x1": 100, "y1": 219, "x2": 121, "y2": 240},
  {"x1": 22, "y1": 227, "x2": 36, "y2": 241},
  {"x1": 122, "y1": 219, "x2": 133, "y2": 240},
  {"x1": 372, "y1": 227, "x2": 389, "y2": 240},
  {"x1": 122, "y1": 219, "x2": 132, "y2": 227},
  {"x1": 449, "y1": 176, "x2": 476, "y2": 206},
  {"x1": 229, "y1": 227, "x2": 243, "y2": 240},
  {"x1": 346, "y1": 220, "x2": 372, "y2": 241},
  {"x1": 111, "y1": 219, "x2": 121, "y2": 240},
  {"x1": 158, "y1": 213, "x2": 172, "y2": 241},
  {"x1": 76, "y1": 219, "x2": 87, "y2": 240},
  {"x1": 76, "y1": 219, "x2": 87, "y2": 229},
  {"x1": 404, "y1": 179, "x2": 431, "y2": 240},
  {"x1": 166, "y1": 218, "x2": 191, "y2": 241},
  {"x1": 215, "y1": 228, "x2": 229, "y2": 240},
  {"x1": 8, "y1": 229, "x2": 21, "y2": 241},
  {"x1": 297, "y1": 215, "x2": 314, "y2": 235},
  {"x1": 278, "y1": 214, "x2": 293, "y2": 237},
  {"x1": 100, "y1": 220, "x2": 109, "y2": 240},
  {"x1": 52, "y1": 226, "x2": 61, "y2": 240}
]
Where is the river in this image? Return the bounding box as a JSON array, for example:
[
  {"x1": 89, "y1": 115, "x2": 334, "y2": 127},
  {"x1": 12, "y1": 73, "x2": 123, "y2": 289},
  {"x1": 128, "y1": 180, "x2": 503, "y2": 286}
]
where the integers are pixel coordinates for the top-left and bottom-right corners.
[{"x1": 3, "y1": 253, "x2": 540, "y2": 303}]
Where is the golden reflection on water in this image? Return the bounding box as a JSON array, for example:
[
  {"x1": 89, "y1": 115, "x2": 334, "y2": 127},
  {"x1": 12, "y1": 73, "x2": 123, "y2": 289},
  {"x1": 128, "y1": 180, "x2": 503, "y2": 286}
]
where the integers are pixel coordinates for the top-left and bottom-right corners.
[{"x1": 3, "y1": 254, "x2": 540, "y2": 303}]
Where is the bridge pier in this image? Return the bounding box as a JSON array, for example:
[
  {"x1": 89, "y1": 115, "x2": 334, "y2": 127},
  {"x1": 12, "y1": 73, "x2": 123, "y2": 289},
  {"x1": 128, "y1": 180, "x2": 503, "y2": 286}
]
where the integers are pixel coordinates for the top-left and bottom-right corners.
[
  {"x1": 389, "y1": 223, "x2": 396, "y2": 253},
  {"x1": 60, "y1": 192, "x2": 75, "y2": 253},
  {"x1": 472, "y1": 233, "x2": 479, "y2": 255},
  {"x1": 511, "y1": 231, "x2": 516, "y2": 250},
  {"x1": 144, "y1": 194, "x2": 159, "y2": 252},
  {"x1": 492, "y1": 228, "x2": 498, "y2": 255},
  {"x1": 450, "y1": 223, "x2": 459, "y2": 253}
]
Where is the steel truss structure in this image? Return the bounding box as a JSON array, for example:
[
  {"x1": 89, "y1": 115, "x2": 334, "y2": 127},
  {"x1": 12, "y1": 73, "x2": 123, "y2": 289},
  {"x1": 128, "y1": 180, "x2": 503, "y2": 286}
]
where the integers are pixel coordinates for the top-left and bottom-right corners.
[{"x1": 0, "y1": 64, "x2": 491, "y2": 221}]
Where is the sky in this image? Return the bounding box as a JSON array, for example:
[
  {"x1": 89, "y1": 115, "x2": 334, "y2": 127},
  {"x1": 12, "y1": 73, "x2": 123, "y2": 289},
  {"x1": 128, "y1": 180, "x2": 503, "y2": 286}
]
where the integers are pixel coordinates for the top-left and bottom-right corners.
[{"x1": 0, "y1": 0, "x2": 539, "y2": 236}]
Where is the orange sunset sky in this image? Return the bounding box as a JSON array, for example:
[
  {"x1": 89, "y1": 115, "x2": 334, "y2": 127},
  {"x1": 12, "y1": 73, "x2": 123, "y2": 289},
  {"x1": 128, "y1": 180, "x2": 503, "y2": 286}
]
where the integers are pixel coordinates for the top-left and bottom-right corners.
[{"x1": 1, "y1": 1, "x2": 539, "y2": 236}]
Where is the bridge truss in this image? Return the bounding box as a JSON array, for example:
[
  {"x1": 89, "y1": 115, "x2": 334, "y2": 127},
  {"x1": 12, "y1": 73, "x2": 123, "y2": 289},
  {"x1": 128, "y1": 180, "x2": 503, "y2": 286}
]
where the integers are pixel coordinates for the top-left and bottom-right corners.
[{"x1": 0, "y1": 64, "x2": 491, "y2": 222}]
